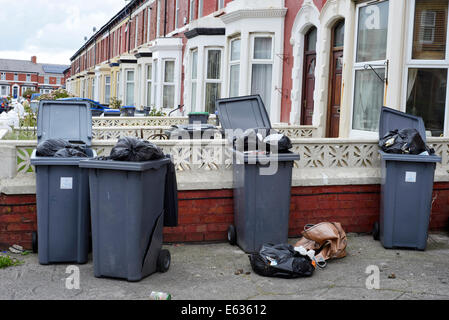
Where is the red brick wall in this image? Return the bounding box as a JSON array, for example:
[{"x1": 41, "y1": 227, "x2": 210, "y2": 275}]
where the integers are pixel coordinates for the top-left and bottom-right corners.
[
  {"x1": 0, "y1": 194, "x2": 36, "y2": 250},
  {"x1": 2, "y1": 182, "x2": 448, "y2": 250}
]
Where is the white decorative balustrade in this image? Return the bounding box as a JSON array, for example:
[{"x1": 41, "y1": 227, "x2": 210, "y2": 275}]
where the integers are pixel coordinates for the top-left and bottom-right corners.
[{"x1": 2, "y1": 137, "x2": 449, "y2": 194}]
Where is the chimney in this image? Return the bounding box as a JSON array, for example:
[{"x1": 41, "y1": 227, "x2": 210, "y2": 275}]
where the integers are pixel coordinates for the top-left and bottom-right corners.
[{"x1": 31, "y1": 56, "x2": 37, "y2": 64}]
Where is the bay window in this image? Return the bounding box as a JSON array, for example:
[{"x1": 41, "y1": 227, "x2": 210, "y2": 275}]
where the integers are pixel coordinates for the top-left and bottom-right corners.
[
  {"x1": 125, "y1": 69, "x2": 135, "y2": 106},
  {"x1": 405, "y1": 0, "x2": 449, "y2": 137},
  {"x1": 352, "y1": 1, "x2": 389, "y2": 133},
  {"x1": 205, "y1": 48, "x2": 222, "y2": 114},
  {"x1": 229, "y1": 38, "x2": 241, "y2": 97},
  {"x1": 116, "y1": 72, "x2": 121, "y2": 100},
  {"x1": 191, "y1": 50, "x2": 198, "y2": 111},
  {"x1": 92, "y1": 78, "x2": 95, "y2": 100},
  {"x1": 146, "y1": 64, "x2": 152, "y2": 107},
  {"x1": 250, "y1": 35, "x2": 274, "y2": 113},
  {"x1": 163, "y1": 60, "x2": 175, "y2": 109}
]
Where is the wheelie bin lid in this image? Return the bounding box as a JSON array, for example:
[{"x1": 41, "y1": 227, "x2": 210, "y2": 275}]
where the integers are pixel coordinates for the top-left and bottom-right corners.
[
  {"x1": 216, "y1": 95, "x2": 272, "y2": 131},
  {"x1": 379, "y1": 106, "x2": 427, "y2": 143},
  {"x1": 37, "y1": 100, "x2": 92, "y2": 146}
]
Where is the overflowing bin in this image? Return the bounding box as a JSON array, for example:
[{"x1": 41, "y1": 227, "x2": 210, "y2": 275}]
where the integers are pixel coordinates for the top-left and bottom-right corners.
[
  {"x1": 188, "y1": 112, "x2": 210, "y2": 124},
  {"x1": 30, "y1": 100, "x2": 96, "y2": 264},
  {"x1": 375, "y1": 107, "x2": 441, "y2": 250},
  {"x1": 79, "y1": 144, "x2": 177, "y2": 282},
  {"x1": 120, "y1": 106, "x2": 136, "y2": 117},
  {"x1": 216, "y1": 95, "x2": 300, "y2": 253}
]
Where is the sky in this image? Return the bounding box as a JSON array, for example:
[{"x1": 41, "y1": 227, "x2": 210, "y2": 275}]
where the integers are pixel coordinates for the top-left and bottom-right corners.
[{"x1": 0, "y1": 0, "x2": 128, "y2": 66}]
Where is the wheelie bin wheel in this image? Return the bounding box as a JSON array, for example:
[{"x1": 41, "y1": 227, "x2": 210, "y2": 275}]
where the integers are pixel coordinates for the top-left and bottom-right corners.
[
  {"x1": 227, "y1": 225, "x2": 236, "y2": 245},
  {"x1": 372, "y1": 222, "x2": 380, "y2": 241},
  {"x1": 157, "y1": 249, "x2": 171, "y2": 273},
  {"x1": 32, "y1": 231, "x2": 38, "y2": 253}
]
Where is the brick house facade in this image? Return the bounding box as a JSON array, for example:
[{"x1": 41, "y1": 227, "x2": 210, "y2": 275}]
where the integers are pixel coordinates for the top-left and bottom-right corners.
[{"x1": 0, "y1": 56, "x2": 68, "y2": 98}]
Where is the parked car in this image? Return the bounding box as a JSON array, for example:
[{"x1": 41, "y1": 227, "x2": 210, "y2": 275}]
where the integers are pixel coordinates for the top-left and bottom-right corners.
[
  {"x1": 57, "y1": 98, "x2": 108, "y2": 116},
  {"x1": 0, "y1": 97, "x2": 11, "y2": 114}
]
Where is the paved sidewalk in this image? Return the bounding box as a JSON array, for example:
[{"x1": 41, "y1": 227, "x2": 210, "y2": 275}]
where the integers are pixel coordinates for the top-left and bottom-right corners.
[{"x1": 1, "y1": 233, "x2": 449, "y2": 300}]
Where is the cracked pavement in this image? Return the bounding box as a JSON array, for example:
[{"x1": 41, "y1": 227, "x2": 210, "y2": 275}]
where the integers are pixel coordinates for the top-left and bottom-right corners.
[{"x1": 1, "y1": 233, "x2": 449, "y2": 300}]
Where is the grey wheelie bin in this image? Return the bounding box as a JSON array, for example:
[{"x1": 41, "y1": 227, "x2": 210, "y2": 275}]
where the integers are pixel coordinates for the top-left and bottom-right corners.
[
  {"x1": 216, "y1": 95, "x2": 300, "y2": 253},
  {"x1": 79, "y1": 155, "x2": 175, "y2": 282},
  {"x1": 30, "y1": 100, "x2": 96, "y2": 264},
  {"x1": 375, "y1": 107, "x2": 441, "y2": 250}
]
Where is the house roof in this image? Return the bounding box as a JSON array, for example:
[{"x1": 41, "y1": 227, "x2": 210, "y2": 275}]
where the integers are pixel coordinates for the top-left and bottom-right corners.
[
  {"x1": 0, "y1": 59, "x2": 42, "y2": 73},
  {"x1": 0, "y1": 59, "x2": 69, "y2": 75}
]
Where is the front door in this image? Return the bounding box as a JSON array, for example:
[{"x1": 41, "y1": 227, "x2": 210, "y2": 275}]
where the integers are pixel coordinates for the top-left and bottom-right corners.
[
  {"x1": 326, "y1": 20, "x2": 345, "y2": 138},
  {"x1": 301, "y1": 27, "x2": 317, "y2": 125},
  {"x1": 13, "y1": 86, "x2": 18, "y2": 99}
]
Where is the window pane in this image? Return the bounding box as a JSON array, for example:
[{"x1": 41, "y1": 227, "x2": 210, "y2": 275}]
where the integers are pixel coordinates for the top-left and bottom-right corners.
[
  {"x1": 147, "y1": 64, "x2": 152, "y2": 80},
  {"x1": 254, "y1": 37, "x2": 272, "y2": 59},
  {"x1": 127, "y1": 70, "x2": 134, "y2": 81},
  {"x1": 352, "y1": 68, "x2": 385, "y2": 132},
  {"x1": 356, "y1": 1, "x2": 389, "y2": 62},
  {"x1": 147, "y1": 80, "x2": 152, "y2": 106},
  {"x1": 231, "y1": 39, "x2": 241, "y2": 61},
  {"x1": 191, "y1": 51, "x2": 198, "y2": 79},
  {"x1": 205, "y1": 83, "x2": 221, "y2": 114},
  {"x1": 412, "y1": 0, "x2": 447, "y2": 60},
  {"x1": 126, "y1": 83, "x2": 134, "y2": 106},
  {"x1": 207, "y1": 50, "x2": 221, "y2": 79},
  {"x1": 334, "y1": 21, "x2": 345, "y2": 47},
  {"x1": 229, "y1": 64, "x2": 240, "y2": 97},
  {"x1": 191, "y1": 82, "x2": 197, "y2": 111},
  {"x1": 406, "y1": 68, "x2": 447, "y2": 136},
  {"x1": 163, "y1": 85, "x2": 175, "y2": 108},
  {"x1": 251, "y1": 64, "x2": 273, "y2": 113},
  {"x1": 306, "y1": 27, "x2": 317, "y2": 52},
  {"x1": 164, "y1": 61, "x2": 175, "y2": 83}
]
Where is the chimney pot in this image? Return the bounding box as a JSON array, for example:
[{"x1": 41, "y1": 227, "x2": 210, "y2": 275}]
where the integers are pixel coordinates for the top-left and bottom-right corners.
[{"x1": 31, "y1": 56, "x2": 37, "y2": 64}]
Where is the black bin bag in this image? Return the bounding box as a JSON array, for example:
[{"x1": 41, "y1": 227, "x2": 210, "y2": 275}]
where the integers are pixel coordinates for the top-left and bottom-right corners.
[
  {"x1": 109, "y1": 137, "x2": 165, "y2": 162},
  {"x1": 54, "y1": 147, "x2": 88, "y2": 158},
  {"x1": 379, "y1": 128, "x2": 434, "y2": 155},
  {"x1": 36, "y1": 139, "x2": 72, "y2": 157},
  {"x1": 249, "y1": 243, "x2": 315, "y2": 279},
  {"x1": 164, "y1": 156, "x2": 178, "y2": 227}
]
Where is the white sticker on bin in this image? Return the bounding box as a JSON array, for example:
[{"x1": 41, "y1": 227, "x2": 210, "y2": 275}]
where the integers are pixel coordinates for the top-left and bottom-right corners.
[
  {"x1": 60, "y1": 177, "x2": 73, "y2": 190},
  {"x1": 405, "y1": 172, "x2": 417, "y2": 183}
]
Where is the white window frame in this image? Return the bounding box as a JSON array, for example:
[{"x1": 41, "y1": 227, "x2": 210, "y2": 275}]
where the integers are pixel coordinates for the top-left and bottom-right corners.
[
  {"x1": 44, "y1": 76, "x2": 49, "y2": 84},
  {"x1": 116, "y1": 71, "x2": 121, "y2": 100},
  {"x1": 56, "y1": 77, "x2": 61, "y2": 85},
  {"x1": 218, "y1": 0, "x2": 225, "y2": 10},
  {"x1": 229, "y1": 37, "x2": 241, "y2": 97},
  {"x1": 153, "y1": 59, "x2": 159, "y2": 108},
  {"x1": 92, "y1": 78, "x2": 96, "y2": 100},
  {"x1": 190, "y1": 0, "x2": 196, "y2": 22},
  {"x1": 350, "y1": 0, "x2": 390, "y2": 138},
  {"x1": 157, "y1": 0, "x2": 161, "y2": 37},
  {"x1": 0, "y1": 72, "x2": 5, "y2": 81},
  {"x1": 105, "y1": 75, "x2": 111, "y2": 104},
  {"x1": 190, "y1": 49, "x2": 198, "y2": 112},
  {"x1": 401, "y1": 0, "x2": 449, "y2": 136},
  {"x1": 198, "y1": 0, "x2": 203, "y2": 18},
  {"x1": 146, "y1": 63, "x2": 153, "y2": 107},
  {"x1": 26, "y1": 74, "x2": 31, "y2": 82},
  {"x1": 14, "y1": 73, "x2": 18, "y2": 81},
  {"x1": 204, "y1": 47, "x2": 223, "y2": 113},
  {"x1": 249, "y1": 34, "x2": 274, "y2": 112},
  {"x1": 162, "y1": 59, "x2": 176, "y2": 109},
  {"x1": 125, "y1": 69, "x2": 135, "y2": 106}
]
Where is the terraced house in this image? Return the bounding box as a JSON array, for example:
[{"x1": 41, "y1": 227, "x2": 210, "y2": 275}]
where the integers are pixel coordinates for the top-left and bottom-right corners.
[
  {"x1": 0, "y1": 56, "x2": 68, "y2": 98},
  {"x1": 67, "y1": 0, "x2": 449, "y2": 139}
]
